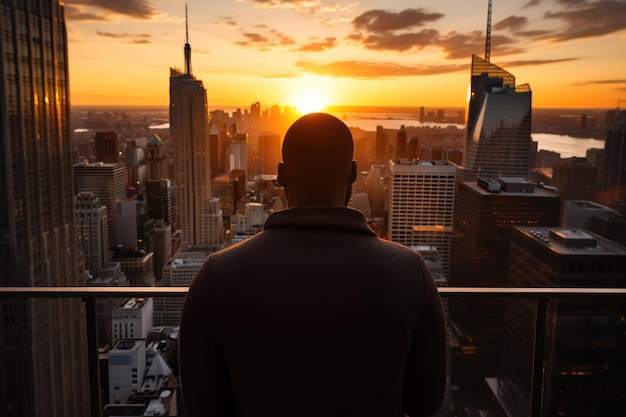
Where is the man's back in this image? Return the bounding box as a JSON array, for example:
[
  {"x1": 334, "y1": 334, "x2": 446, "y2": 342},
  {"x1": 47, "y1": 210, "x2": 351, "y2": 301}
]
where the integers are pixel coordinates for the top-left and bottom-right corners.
[{"x1": 180, "y1": 207, "x2": 446, "y2": 417}]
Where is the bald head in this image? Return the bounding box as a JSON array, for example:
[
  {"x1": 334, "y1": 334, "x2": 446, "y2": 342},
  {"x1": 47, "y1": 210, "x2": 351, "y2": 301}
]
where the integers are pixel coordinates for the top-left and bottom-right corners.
[{"x1": 278, "y1": 113, "x2": 356, "y2": 207}]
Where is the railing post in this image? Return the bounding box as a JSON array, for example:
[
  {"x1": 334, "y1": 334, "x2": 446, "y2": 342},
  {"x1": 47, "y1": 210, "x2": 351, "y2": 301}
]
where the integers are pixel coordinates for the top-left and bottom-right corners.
[
  {"x1": 530, "y1": 298, "x2": 548, "y2": 417},
  {"x1": 84, "y1": 297, "x2": 102, "y2": 417}
]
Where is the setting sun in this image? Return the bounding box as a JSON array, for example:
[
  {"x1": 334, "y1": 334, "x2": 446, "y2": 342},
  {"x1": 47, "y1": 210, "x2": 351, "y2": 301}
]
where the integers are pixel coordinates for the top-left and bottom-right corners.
[{"x1": 293, "y1": 93, "x2": 326, "y2": 115}]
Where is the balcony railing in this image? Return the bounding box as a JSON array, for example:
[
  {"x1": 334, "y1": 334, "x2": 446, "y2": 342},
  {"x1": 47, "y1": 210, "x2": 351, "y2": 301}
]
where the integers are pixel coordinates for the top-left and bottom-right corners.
[{"x1": 1, "y1": 286, "x2": 625, "y2": 417}]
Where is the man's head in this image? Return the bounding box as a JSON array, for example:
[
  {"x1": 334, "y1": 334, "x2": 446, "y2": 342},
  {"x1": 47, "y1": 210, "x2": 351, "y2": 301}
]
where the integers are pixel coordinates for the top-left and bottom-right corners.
[{"x1": 278, "y1": 113, "x2": 357, "y2": 207}]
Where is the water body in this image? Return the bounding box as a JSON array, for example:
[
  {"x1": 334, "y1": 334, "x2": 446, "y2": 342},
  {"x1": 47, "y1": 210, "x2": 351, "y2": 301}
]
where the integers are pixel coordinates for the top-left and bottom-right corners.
[
  {"x1": 143, "y1": 111, "x2": 605, "y2": 159},
  {"x1": 332, "y1": 113, "x2": 604, "y2": 159}
]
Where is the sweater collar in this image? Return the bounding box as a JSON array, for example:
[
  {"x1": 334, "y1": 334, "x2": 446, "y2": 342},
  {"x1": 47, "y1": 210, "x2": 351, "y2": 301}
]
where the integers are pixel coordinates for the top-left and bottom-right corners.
[{"x1": 264, "y1": 207, "x2": 376, "y2": 236}]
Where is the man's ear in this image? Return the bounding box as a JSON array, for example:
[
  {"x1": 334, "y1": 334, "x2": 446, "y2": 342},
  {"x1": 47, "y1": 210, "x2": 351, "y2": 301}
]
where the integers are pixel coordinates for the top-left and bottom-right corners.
[
  {"x1": 277, "y1": 162, "x2": 287, "y2": 187},
  {"x1": 349, "y1": 160, "x2": 357, "y2": 184}
]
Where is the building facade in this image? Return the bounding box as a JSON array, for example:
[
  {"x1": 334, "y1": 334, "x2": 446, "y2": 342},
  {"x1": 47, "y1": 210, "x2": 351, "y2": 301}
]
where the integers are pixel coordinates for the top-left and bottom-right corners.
[
  {"x1": 169, "y1": 35, "x2": 214, "y2": 245},
  {"x1": 74, "y1": 161, "x2": 127, "y2": 247},
  {"x1": 495, "y1": 227, "x2": 626, "y2": 417},
  {"x1": 464, "y1": 55, "x2": 532, "y2": 181},
  {"x1": 387, "y1": 159, "x2": 456, "y2": 277},
  {"x1": 0, "y1": 1, "x2": 89, "y2": 415}
]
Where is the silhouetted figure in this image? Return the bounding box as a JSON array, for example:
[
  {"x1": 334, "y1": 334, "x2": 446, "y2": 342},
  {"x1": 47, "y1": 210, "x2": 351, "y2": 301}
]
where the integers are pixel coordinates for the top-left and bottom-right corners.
[{"x1": 180, "y1": 113, "x2": 446, "y2": 417}]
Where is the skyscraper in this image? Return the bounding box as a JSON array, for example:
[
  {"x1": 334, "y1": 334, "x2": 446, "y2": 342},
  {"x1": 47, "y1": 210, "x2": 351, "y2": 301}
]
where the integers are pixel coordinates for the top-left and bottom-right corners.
[
  {"x1": 463, "y1": 55, "x2": 532, "y2": 180},
  {"x1": 495, "y1": 227, "x2": 626, "y2": 417},
  {"x1": 387, "y1": 159, "x2": 457, "y2": 277},
  {"x1": 169, "y1": 10, "x2": 215, "y2": 246},
  {"x1": 258, "y1": 132, "x2": 281, "y2": 176},
  {"x1": 74, "y1": 161, "x2": 127, "y2": 248},
  {"x1": 95, "y1": 131, "x2": 119, "y2": 164},
  {"x1": 601, "y1": 109, "x2": 626, "y2": 210},
  {"x1": 0, "y1": 1, "x2": 89, "y2": 415}
]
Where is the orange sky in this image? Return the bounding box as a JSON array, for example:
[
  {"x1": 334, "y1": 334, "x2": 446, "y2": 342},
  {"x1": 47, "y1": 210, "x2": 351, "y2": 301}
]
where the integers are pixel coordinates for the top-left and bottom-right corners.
[{"x1": 65, "y1": 0, "x2": 626, "y2": 110}]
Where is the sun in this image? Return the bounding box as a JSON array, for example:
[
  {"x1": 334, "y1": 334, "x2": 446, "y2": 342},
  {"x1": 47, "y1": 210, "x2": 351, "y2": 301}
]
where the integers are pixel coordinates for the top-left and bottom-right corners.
[{"x1": 293, "y1": 92, "x2": 326, "y2": 115}]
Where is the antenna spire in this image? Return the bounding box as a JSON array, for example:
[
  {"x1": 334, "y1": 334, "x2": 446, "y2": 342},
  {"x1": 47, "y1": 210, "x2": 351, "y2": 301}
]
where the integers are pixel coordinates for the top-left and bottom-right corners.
[
  {"x1": 485, "y1": 0, "x2": 492, "y2": 62},
  {"x1": 184, "y1": 3, "x2": 192, "y2": 75}
]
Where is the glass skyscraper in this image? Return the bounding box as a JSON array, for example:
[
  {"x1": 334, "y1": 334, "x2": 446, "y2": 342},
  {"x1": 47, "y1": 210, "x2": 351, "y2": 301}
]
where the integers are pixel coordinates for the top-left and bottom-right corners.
[
  {"x1": 0, "y1": 1, "x2": 89, "y2": 415},
  {"x1": 464, "y1": 55, "x2": 532, "y2": 181}
]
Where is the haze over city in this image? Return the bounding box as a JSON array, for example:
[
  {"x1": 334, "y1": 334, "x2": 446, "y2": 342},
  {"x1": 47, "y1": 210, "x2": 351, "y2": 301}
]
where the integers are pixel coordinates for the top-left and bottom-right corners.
[{"x1": 66, "y1": 0, "x2": 626, "y2": 110}]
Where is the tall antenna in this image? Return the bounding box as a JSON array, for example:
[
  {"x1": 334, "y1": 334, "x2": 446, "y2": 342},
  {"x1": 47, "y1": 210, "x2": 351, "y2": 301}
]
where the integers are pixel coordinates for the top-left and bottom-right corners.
[
  {"x1": 185, "y1": 3, "x2": 189, "y2": 44},
  {"x1": 485, "y1": 0, "x2": 492, "y2": 62},
  {"x1": 184, "y1": 3, "x2": 192, "y2": 75}
]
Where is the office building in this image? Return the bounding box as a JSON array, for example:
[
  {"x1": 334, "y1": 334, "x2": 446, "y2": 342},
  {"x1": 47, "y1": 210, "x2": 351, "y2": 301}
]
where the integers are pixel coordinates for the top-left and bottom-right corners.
[
  {"x1": 552, "y1": 157, "x2": 598, "y2": 220},
  {"x1": 116, "y1": 199, "x2": 154, "y2": 253},
  {"x1": 0, "y1": 1, "x2": 89, "y2": 415},
  {"x1": 76, "y1": 192, "x2": 110, "y2": 273},
  {"x1": 74, "y1": 161, "x2": 127, "y2": 247},
  {"x1": 464, "y1": 55, "x2": 532, "y2": 180},
  {"x1": 387, "y1": 159, "x2": 456, "y2": 277},
  {"x1": 449, "y1": 177, "x2": 559, "y2": 397},
  {"x1": 109, "y1": 340, "x2": 147, "y2": 405},
  {"x1": 112, "y1": 298, "x2": 154, "y2": 344},
  {"x1": 212, "y1": 169, "x2": 246, "y2": 217},
  {"x1": 145, "y1": 133, "x2": 169, "y2": 181},
  {"x1": 451, "y1": 177, "x2": 560, "y2": 288},
  {"x1": 493, "y1": 227, "x2": 626, "y2": 417},
  {"x1": 95, "y1": 131, "x2": 120, "y2": 163},
  {"x1": 146, "y1": 179, "x2": 176, "y2": 226},
  {"x1": 154, "y1": 247, "x2": 212, "y2": 326},
  {"x1": 600, "y1": 109, "x2": 626, "y2": 209},
  {"x1": 396, "y1": 125, "x2": 407, "y2": 160},
  {"x1": 563, "y1": 200, "x2": 616, "y2": 231},
  {"x1": 152, "y1": 219, "x2": 173, "y2": 281},
  {"x1": 229, "y1": 133, "x2": 249, "y2": 174},
  {"x1": 169, "y1": 20, "x2": 214, "y2": 246},
  {"x1": 258, "y1": 133, "x2": 281, "y2": 176},
  {"x1": 209, "y1": 122, "x2": 223, "y2": 177}
]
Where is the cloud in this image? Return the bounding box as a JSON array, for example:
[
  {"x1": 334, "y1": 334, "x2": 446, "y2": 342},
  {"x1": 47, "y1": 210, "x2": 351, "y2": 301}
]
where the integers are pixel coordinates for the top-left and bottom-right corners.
[
  {"x1": 515, "y1": 29, "x2": 552, "y2": 37},
  {"x1": 70, "y1": 0, "x2": 160, "y2": 20},
  {"x1": 234, "y1": 29, "x2": 295, "y2": 51},
  {"x1": 523, "y1": 0, "x2": 541, "y2": 8},
  {"x1": 571, "y1": 79, "x2": 626, "y2": 86},
  {"x1": 96, "y1": 31, "x2": 152, "y2": 44},
  {"x1": 348, "y1": 29, "x2": 438, "y2": 51},
  {"x1": 544, "y1": 1, "x2": 626, "y2": 41},
  {"x1": 64, "y1": 5, "x2": 113, "y2": 21},
  {"x1": 352, "y1": 9, "x2": 444, "y2": 33},
  {"x1": 494, "y1": 16, "x2": 528, "y2": 31},
  {"x1": 214, "y1": 15, "x2": 239, "y2": 29},
  {"x1": 500, "y1": 57, "x2": 579, "y2": 67},
  {"x1": 347, "y1": 8, "x2": 522, "y2": 57},
  {"x1": 293, "y1": 60, "x2": 469, "y2": 78},
  {"x1": 298, "y1": 37, "x2": 337, "y2": 52}
]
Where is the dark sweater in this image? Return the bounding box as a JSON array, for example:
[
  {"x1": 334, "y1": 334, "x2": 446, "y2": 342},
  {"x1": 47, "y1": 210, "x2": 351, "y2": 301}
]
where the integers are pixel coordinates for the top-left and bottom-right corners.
[{"x1": 180, "y1": 207, "x2": 446, "y2": 417}]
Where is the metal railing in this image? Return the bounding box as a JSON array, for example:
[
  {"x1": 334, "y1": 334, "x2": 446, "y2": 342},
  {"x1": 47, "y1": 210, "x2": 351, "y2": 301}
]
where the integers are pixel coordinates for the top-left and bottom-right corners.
[{"x1": 2, "y1": 286, "x2": 626, "y2": 417}]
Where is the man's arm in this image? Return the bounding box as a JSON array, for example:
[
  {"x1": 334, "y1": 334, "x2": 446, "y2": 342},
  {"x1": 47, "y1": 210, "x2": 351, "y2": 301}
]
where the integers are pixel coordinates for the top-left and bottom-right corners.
[
  {"x1": 402, "y1": 260, "x2": 447, "y2": 417},
  {"x1": 179, "y1": 260, "x2": 235, "y2": 417}
]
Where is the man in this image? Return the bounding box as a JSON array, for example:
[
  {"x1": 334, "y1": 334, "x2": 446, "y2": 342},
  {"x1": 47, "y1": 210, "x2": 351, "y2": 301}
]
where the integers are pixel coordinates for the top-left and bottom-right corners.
[{"x1": 180, "y1": 113, "x2": 446, "y2": 417}]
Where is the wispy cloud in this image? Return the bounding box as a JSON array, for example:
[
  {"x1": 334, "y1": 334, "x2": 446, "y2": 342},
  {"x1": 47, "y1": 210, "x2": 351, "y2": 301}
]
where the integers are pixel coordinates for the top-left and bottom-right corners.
[
  {"x1": 96, "y1": 31, "x2": 152, "y2": 44},
  {"x1": 571, "y1": 79, "x2": 626, "y2": 86},
  {"x1": 234, "y1": 27, "x2": 296, "y2": 51},
  {"x1": 214, "y1": 15, "x2": 239, "y2": 29},
  {"x1": 500, "y1": 57, "x2": 579, "y2": 67},
  {"x1": 293, "y1": 60, "x2": 469, "y2": 78}
]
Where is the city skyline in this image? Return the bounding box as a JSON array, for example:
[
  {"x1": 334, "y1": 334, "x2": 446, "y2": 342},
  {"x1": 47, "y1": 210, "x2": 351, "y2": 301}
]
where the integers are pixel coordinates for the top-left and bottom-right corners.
[{"x1": 66, "y1": 0, "x2": 626, "y2": 110}]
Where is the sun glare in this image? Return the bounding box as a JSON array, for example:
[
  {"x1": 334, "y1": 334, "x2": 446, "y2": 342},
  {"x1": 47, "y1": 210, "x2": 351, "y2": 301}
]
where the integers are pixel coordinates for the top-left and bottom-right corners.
[{"x1": 294, "y1": 93, "x2": 326, "y2": 115}]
